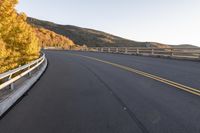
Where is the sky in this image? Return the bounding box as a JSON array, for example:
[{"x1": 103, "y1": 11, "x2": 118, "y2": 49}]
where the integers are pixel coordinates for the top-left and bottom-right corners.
[{"x1": 16, "y1": 0, "x2": 200, "y2": 46}]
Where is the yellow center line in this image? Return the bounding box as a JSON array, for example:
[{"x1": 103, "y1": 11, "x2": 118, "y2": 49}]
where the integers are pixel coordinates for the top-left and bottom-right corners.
[{"x1": 70, "y1": 53, "x2": 200, "y2": 97}]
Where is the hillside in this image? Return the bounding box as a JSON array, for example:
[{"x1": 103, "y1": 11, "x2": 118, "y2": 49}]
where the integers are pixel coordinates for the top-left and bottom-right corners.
[
  {"x1": 171, "y1": 44, "x2": 199, "y2": 48},
  {"x1": 34, "y1": 27, "x2": 76, "y2": 49},
  {"x1": 27, "y1": 17, "x2": 170, "y2": 48}
]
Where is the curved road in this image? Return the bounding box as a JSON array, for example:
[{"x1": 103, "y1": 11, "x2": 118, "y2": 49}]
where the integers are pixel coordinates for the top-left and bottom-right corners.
[{"x1": 0, "y1": 50, "x2": 200, "y2": 133}]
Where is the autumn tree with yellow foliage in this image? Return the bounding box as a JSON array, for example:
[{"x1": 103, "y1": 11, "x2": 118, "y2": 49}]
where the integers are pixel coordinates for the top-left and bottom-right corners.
[
  {"x1": 0, "y1": 0, "x2": 40, "y2": 73},
  {"x1": 35, "y1": 28, "x2": 75, "y2": 49}
]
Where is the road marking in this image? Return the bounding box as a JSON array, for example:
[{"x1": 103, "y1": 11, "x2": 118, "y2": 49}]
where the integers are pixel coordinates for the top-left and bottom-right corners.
[{"x1": 70, "y1": 53, "x2": 200, "y2": 97}]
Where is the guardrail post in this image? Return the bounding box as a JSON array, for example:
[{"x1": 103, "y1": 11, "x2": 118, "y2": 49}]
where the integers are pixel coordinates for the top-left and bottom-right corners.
[
  {"x1": 108, "y1": 48, "x2": 111, "y2": 53},
  {"x1": 28, "y1": 66, "x2": 32, "y2": 77},
  {"x1": 125, "y1": 48, "x2": 128, "y2": 54},
  {"x1": 95, "y1": 48, "x2": 97, "y2": 52},
  {"x1": 37, "y1": 60, "x2": 40, "y2": 70},
  {"x1": 171, "y1": 49, "x2": 174, "y2": 56},
  {"x1": 151, "y1": 49, "x2": 154, "y2": 55},
  {"x1": 116, "y1": 48, "x2": 119, "y2": 53},
  {"x1": 136, "y1": 48, "x2": 139, "y2": 55},
  {"x1": 101, "y1": 48, "x2": 104, "y2": 52},
  {"x1": 8, "y1": 75, "x2": 14, "y2": 90}
]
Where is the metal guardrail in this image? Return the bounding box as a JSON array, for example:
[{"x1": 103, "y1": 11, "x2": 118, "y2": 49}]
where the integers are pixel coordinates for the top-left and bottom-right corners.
[
  {"x1": 85, "y1": 47, "x2": 200, "y2": 59},
  {"x1": 0, "y1": 53, "x2": 46, "y2": 90},
  {"x1": 43, "y1": 47, "x2": 63, "y2": 50}
]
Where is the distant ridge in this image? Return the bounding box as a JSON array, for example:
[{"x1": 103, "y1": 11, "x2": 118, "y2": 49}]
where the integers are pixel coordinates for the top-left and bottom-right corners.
[
  {"x1": 27, "y1": 17, "x2": 171, "y2": 48},
  {"x1": 171, "y1": 44, "x2": 199, "y2": 48},
  {"x1": 28, "y1": 17, "x2": 199, "y2": 48}
]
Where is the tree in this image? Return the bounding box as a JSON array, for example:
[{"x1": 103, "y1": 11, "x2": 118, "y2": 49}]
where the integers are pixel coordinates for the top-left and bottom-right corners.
[
  {"x1": 0, "y1": 0, "x2": 40, "y2": 73},
  {"x1": 34, "y1": 27, "x2": 75, "y2": 49},
  {"x1": 0, "y1": 38, "x2": 7, "y2": 58}
]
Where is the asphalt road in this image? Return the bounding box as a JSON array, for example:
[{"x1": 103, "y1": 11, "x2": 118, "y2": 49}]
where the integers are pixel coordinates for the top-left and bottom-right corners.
[{"x1": 0, "y1": 50, "x2": 200, "y2": 133}]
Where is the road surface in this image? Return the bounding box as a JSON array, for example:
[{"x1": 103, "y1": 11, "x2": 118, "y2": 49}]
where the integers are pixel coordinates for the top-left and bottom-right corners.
[{"x1": 0, "y1": 50, "x2": 200, "y2": 133}]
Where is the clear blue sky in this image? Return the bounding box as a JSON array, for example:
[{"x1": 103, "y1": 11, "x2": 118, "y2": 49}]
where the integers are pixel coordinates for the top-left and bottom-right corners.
[{"x1": 16, "y1": 0, "x2": 200, "y2": 46}]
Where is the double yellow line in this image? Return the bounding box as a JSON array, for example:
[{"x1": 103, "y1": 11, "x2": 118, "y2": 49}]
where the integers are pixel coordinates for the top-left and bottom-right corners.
[{"x1": 71, "y1": 54, "x2": 200, "y2": 97}]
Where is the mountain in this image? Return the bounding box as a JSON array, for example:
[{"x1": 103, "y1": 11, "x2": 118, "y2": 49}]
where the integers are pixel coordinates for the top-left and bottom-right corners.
[
  {"x1": 27, "y1": 17, "x2": 170, "y2": 48},
  {"x1": 171, "y1": 44, "x2": 199, "y2": 48}
]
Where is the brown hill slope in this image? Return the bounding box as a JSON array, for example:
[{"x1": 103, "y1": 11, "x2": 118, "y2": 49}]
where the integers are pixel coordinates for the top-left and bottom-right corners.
[
  {"x1": 27, "y1": 17, "x2": 170, "y2": 48},
  {"x1": 171, "y1": 44, "x2": 199, "y2": 48}
]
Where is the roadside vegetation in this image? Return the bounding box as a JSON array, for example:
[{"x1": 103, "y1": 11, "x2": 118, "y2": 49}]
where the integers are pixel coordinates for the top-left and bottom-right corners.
[
  {"x1": 0, "y1": 0, "x2": 40, "y2": 73},
  {"x1": 34, "y1": 27, "x2": 75, "y2": 49},
  {"x1": 0, "y1": 0, "x2": 79, "y2": 74}
]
